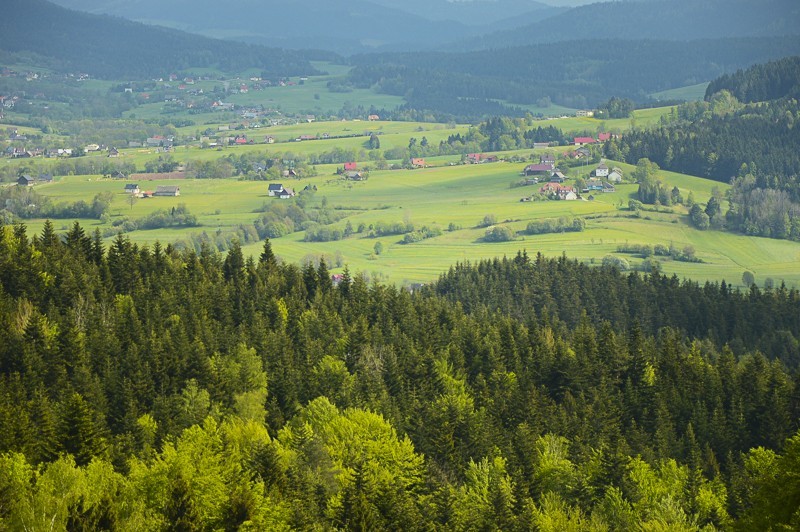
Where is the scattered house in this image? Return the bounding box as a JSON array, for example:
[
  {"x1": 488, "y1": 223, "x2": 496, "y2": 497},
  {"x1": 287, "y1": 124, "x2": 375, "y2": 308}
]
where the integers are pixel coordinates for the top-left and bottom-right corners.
[
  {"x1": 368, "y1": 114, "x2": 380, "y2": 121},
  {"x1": 549, "y1": 170, "x2": 566, "y2": 182},
  {"x1": 598, "y1": 132, "x2": 612, "y2": 142},
  {"x1": 85, "y1": 143, "x2": 101, "y2": 152},
  {"x1": 278, "y1": 187, "x2": 295, "y2": 199},
  {"x1": 540, "y1": 182, "x2": 577, "y2": 200},
  {"x1": 584, "y1": 178, "x2": 604, "y2": 192},
  {"x1": 523, "y1": 163, "x2": 554, "y2": 176},
  {"x1": 282, "y1": 169, "x2": 299, "y2": 178},
  {"x1": 234, "y1": 135, "x2": 248, "y2": 145},
  {"x1": 539, "y1": 154, "x2": 556, "y2": 166},
  {"x1": 411, "y1": 158, "x2": 426, "y2": 168},
  {"x1": 154, "y1": 185, "x2": 180, "y2": 197},
  {"x1": 576, "y1": 110, "x2": 594, "y2": 117},
  {"x1": 108, "y1": 147, "x2": 120, "y2": 157},
  {"x1": 533, "y1": 142, "x2": 550, "y2": 149},
  {"x1": 264, "y1": 136, "x2": 275, "y2": 144},
  {"x1": 523, "y1": 177, "x2": 539, "y2": 186},
  {"x1": 268, "y1": 183, "x2": 284, "y2": 197},
  {"x1": 467, "y1": 153, "x2": 483, "y2": 164},
  {"x1": 112, "y1": 170, "x2": 127, "y2": 179},
  {"x1": 38, "y1": 173, "x2": 53, "y2": 183},
  {"x1": 574, "y1": 147, "x2": 591, "y2": 158},
  {"x1": 602, "y1": 182, "x2": 616, "y2": 193},
  {"x1": 17, "y1": 175, "x2": 35, "y2": 186},
  {"x1": 574, "y1": 137, "x2": 596, "y2": 147},
  {"x1": 297, "y1": 134, "x2": 315, "y2": 141},
  {"x1": 594, "y1": 163, "x2": 609, "y2": 178},
  {"x1": 607, "y1": 168, "x2": 623, "y2": 183},
  {"x1": 124, "y1": 183, "x2": 140, "y2": 195},
  {"x1": 344, "y1": 162, "x2": 358, "y2": 171},
  {"x1": 346, "y1": 171, "x2": 365, "y2": 181},
  {"x1": 483, "y1": 155, "x2": 499, "y2": 163},
  {"x1": 331, "y1": 273, "x2": 346, "y2": 285}
]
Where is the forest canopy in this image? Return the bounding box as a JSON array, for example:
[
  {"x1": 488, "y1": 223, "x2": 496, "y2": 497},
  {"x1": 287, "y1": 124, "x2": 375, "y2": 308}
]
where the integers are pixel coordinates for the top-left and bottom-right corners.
[{"x1": 0, "y1": 223, "x2": 799, "y2": 529}]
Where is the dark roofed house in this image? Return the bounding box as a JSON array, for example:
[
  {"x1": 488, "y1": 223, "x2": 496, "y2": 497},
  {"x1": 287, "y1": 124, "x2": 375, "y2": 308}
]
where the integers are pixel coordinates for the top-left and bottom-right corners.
[
  {"x1": 268, "y1": 183, "x2": 284, "y2": 197},
  {"x1": 346, "y1": 171, "x2": 365, "y2": 181},
  {"x1": 278, "y1": 187, "x2": 295, "y2": 199},
  {"x1": 154, "y1": 185, "x2": 180, "y2": 197},
  {"x1": 38, "y1": 173, "x2": 53, "y2": 183},
  {"x1": 124, "y1": 183, "x2": 140, "y2": 195},
  {"x1": 17, "y1": 175, "x2": 35, "y2": 186},
  {"x1": 523, "y1": 163, "x2": 554, "y2": 176}
]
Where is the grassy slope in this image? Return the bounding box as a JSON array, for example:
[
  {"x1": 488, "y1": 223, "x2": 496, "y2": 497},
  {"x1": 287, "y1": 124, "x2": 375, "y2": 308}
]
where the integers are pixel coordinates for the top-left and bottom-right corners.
[{"x1": 26, "y1": 150, "x2": 800, "y2": 288}]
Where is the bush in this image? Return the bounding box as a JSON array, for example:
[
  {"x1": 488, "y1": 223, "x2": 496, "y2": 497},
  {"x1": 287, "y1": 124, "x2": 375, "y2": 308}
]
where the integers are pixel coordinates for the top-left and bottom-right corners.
[
  {"x1": 484, "y1": 225, "x2": 515, "y2": 242},
  {"x1": 602, "y1": 255, "x2": 630, "y2": 271}
]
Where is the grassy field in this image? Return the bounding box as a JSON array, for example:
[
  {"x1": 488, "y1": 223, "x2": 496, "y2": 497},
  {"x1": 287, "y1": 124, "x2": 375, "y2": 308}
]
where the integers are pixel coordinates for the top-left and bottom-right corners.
[
  {"x1": 22, "y1": 150, "x2": 800, "y2": 289},
  {"x1": 651, "y1": 83, "x2": 710, "y2": 102}
]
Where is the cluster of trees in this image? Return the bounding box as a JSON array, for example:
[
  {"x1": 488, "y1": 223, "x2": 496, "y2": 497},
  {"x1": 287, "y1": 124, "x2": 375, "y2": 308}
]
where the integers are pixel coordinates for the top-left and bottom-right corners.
[
  {"x1": 401, "y1": 225, "x2": 443, "y2": 244},
  {"x1": 526, "y1": 216, "x2": 585, "y2": 235},
  {"x1": 1, "y1": 228, "x2": 799, "y2": 528},
  {"x1": 0, "y1": 187, "x2": 113, "y2": 221},
  {"x1": 631, "y1": 158, "x2": 684, "y2": 206},
  {"x1": 112, "y1": 204, "x2": 199, "y2": 234},
  {"x1": 595, "y1": 97, "x2": 635, "y2": 119},
  {"x1": 616, "y1": 242, "x2": 700, "y2": 264},
  {"x1": 253, "y1": 194, "x2": 351, "y2": 240},
  {"x1": 705, "y1": 55, "x2": 800, "y2": 103}
]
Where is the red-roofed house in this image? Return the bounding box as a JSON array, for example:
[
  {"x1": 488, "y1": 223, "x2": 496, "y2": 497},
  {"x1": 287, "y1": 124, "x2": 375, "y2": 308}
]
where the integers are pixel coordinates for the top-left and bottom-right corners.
[
  {"x1": 467, "y1": 153, "x2": 482, "y2": 164},
  {"x1": 344, "y1": 162, "x2": 357, "y2": 171},
  {"x1": 574, "y1": 137, "x2": 596, "y2": 146},
  {"x1": 598, "y1": 132, "x2": 611, "y2": 142},
  {"x1": 411, "y1": 158, "x2": 426, "y2": 168}
]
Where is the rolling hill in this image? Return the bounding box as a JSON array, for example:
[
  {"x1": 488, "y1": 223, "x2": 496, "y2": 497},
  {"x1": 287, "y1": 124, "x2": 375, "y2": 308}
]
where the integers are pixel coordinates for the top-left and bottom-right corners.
[
  {"x1": 456, "y1": 0, "x2": 800, "y2": 50},
  {"x1": 48, "y1": 0, "x2": 565, "y2": 54},
  {"x1": 0, "y1": 0, "x2": 326, "y2": 79}
]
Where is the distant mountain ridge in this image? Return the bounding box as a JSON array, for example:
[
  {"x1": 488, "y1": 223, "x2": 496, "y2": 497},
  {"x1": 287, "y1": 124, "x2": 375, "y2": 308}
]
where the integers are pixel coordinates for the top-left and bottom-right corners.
[
  {"x1": 0, "y1": 0, "x2": 325, "y2": 79},
  {"x1": 456, "y1": 0, "x2": 800, "y2": 50},
  {"x1": 48, "y1": 0, "x2": 565, "y2": 54}
]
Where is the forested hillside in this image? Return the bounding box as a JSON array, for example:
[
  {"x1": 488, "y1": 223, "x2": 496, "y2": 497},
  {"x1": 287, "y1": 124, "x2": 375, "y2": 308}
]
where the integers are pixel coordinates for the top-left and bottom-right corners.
[
  {"x1": 459, "y1": 0, "x2": 800, "y2": 50},
  {"x1": 0, "y1": 0, "x2": 324, "y2": 79},
  {"x1": 611, "y1": 58, "x2": 800, "y2": 240},
  {"x1": 347, "y1": 36, "x2": 800, "y2": 116},
  {"x1": 1, "y1": 223, "x2": 799, "y2": 528}
]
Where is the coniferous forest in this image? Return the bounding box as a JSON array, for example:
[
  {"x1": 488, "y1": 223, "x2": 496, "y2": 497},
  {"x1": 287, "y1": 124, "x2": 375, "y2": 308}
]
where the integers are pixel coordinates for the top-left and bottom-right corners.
[{"x1": 1, "y1": 221, "x2": 800, "y2": 529}]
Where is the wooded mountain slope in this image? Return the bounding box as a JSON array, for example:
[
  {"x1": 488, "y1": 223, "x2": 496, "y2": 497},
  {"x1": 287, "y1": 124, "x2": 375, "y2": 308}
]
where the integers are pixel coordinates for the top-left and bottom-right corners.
[{"x1": 0, "y1": 223, "x2": 799, "y2": 528}]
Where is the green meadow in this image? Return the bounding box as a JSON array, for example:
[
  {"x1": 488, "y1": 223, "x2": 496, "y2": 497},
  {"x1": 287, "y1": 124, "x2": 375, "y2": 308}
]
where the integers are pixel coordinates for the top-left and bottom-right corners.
[
  {"x1": 24, "y1": 149, "x2": 800, "y2": 289},
  {"x1": 650, "y1": 82, "x2": 710, "y2": 102}
]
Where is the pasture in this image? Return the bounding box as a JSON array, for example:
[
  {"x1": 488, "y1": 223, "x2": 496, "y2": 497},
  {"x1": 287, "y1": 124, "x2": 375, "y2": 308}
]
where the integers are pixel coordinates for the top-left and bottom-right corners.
[{"x1": 25, "y1": 152, "x2": 800, "y2": 289}]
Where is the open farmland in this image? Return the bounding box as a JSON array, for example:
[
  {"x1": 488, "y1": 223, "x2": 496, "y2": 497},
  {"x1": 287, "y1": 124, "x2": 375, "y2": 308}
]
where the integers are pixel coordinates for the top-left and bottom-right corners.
[{"x1": 23, "y1": 150, "x2": 800, "y2": 289}]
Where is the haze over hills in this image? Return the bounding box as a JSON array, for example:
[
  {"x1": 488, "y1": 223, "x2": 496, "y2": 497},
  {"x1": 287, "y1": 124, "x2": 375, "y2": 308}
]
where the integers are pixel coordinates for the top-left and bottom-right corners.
[
  {"x1": 459, "y1": 0, "x2": 800, "y2": 50},
  {"x1": 48, "y1": 0, "x2": 565, "y2": 54},
  {"x1": 0, "y1": 0, "x2": 325, "y2": 79}
]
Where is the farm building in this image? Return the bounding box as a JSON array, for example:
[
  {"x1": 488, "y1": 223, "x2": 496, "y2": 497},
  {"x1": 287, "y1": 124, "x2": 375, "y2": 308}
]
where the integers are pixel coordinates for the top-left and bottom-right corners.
[
  {"x1": 523, "y1": 163, "x2": 554, "y2": 176},
  {"x1": 278, "y1": 187, "x2": 295, "y2": 199},
  {"x1": 154, "y1": 185, "x2": 180, "y2": 197},
  {"x1": 17, "y1": 175, "x2": 35, "y2": 186}
]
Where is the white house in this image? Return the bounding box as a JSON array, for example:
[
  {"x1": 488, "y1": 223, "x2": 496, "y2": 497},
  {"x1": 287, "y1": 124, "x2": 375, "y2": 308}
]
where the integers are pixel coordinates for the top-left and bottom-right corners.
[
  {"x1": 595, "y1": 163, "x2": 609, "y2": 178},
  {"x1": 268, "y1": 183, "x2": 284, "y2": 197}
]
